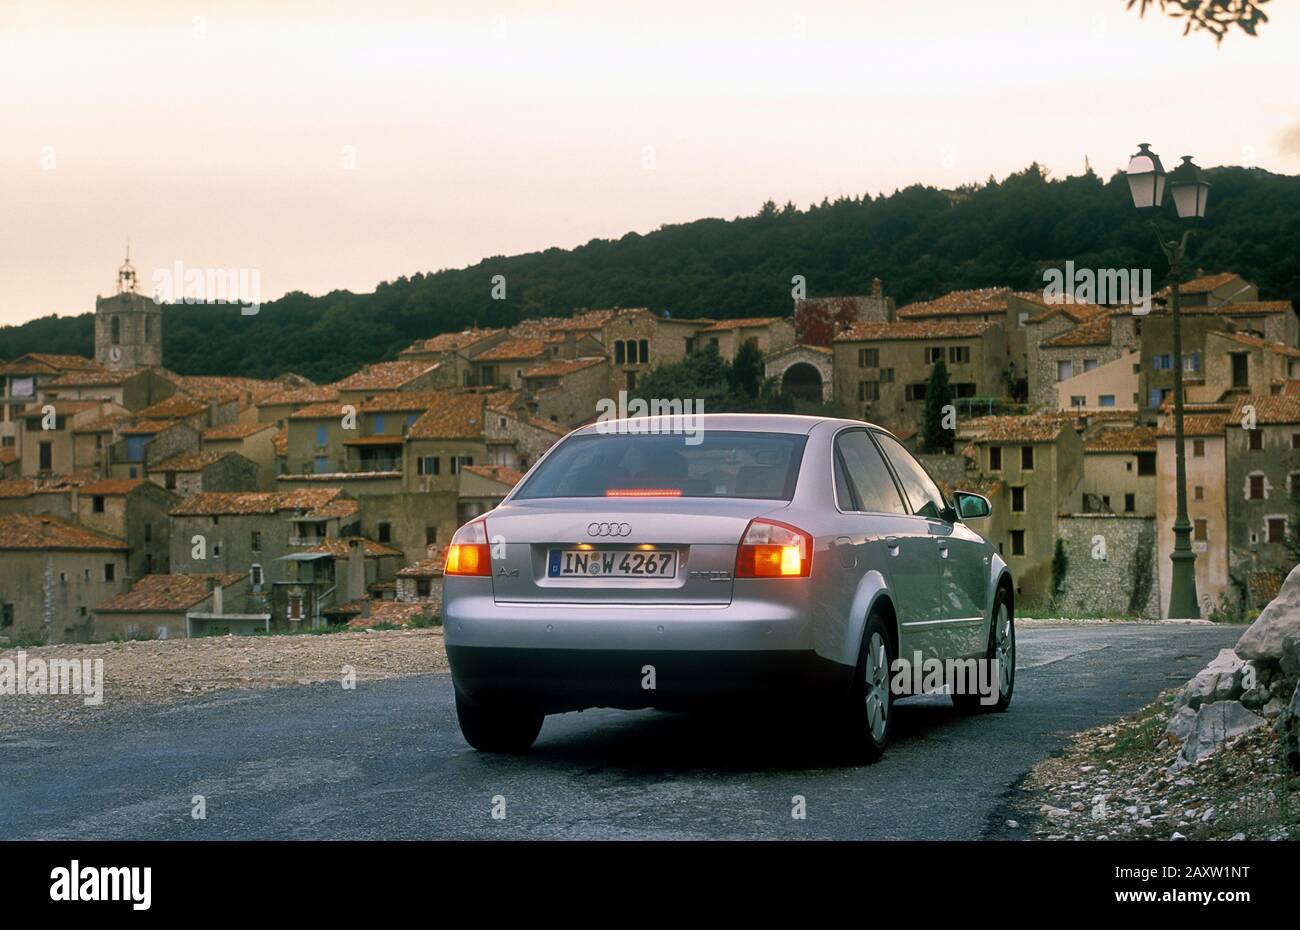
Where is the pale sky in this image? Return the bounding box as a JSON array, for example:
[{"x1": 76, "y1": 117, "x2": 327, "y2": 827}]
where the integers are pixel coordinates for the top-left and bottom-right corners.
[{"x1": 2, "y1": 0, "x2": 1298, "y2": 326}]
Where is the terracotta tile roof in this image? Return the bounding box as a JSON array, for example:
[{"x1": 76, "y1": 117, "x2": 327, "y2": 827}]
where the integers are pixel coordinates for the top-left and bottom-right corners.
[
  {"x1": 1248, "y1": 570, "x2": 1286, "y2": 605},
  {"x1": 401, "y1": 328, "x2": 503, "y2": 355},
  {"x1": 44, "y1": 367, "x2": 148, "y2": 387},
  {"x1": 202, "y1": 422, "x2": 276, "y2": 441},
  {"x1": 1083, "y1": 426, "x2": 1157, "y2": 453},
  {"x1": 896, "y1": 287, "x2": 1011, "y2": 319},
  {"x1": 699, "y1": 316, "x2": 787, "y2": 332},
  {"x1": 462, "y1": 464, "x2": 524, "y2": 486},
  {"x1": 405, "y1": 394, "x2": 485, "y2": 440},
  {"x1": 397, "y1": 552, "x2": 446, "y2": 577},
  {"x1": 1208, "y1": 330, "x2": 1300, "y2": 358},
  {"x1": 521, "y1": 357, "x2": 606, "y2": 379},
  {"x1": 0, "y1": 353, "x2": 101, "y2": 376},
  {"x1": 966, "y1": 414, "x2": 1073, "y2": 443},
  {"x1": 1042, "y1": 314, "x2": 1113, "y2": 348},
  {"x1": 1228, "y1": 395, "x2": 1300, "y2": 425},
  {"x1": 173, "y1": 376, "x2": 282, "y2": 405},
  {"x1": 475, "y1": 337, "x2": 548, "y2": 362},
  {"x1": 154, "y1": 450, "x2": 238, "y2": 472},
  {"x1": 357, "y1": 391, "x2": 445, "y2": 413},
  {"x1": 486, "y1": 390, "x2": 521, "y2": 412},
  {"x1": 303, "y1": 536, "x2": 403, "y2": 558},
  {"x1": 120, "y1": 418, "x2": 177, "y2": 435},
  {"x1": 344, "y1": 599, "x2": 438, "y2": 629},
  {"x1": 18, "y1": 400, "x2": 98, "y2": 418},
  {"x1": 72, "y1": 413, "x2": 125, "y2": 433},
  {"x1": 273, "y1": 425, "x2": 288, "y2": 456},
  {"x1": 258, "y1": 385, "x2": 340, "y2": 407},
  {"x1": 333, "y1": 360, "x2": 438, "y2": 392},
  {"x1": 136, "y1": 395, "x2": 208, "y2": 419},
  {"x1": 302, "y1": 497, "x2": 358, "y2": 519},
  {"x1": 0, "y1": 478, "x2": 36, "y2": 499},
  {"x1": 0, "y1": 514, "x2": 127, "y2": 551},
  {"x1": 1149, "y1": 300, "x2": 1292, "y2": 317},
  {"x1": 94, "y1": 573, "x2": 247, "y2": 612},
  {"x1": 288, "y1": 402, "x2": 348, "y2": 420},
  {"x1": 342, "y1": 435, "x2": 405, "y2": 446},
  {"x1": 553, "y1": 309, "x2": 617, "y2": 332},
  {"x1": 1159, "y1": 272, "x2": 1241, "y2": 296},
  {"x1": 834, "y1": 320, "x2": 998, "y2": 342},
  {"x1": 79, "y1": 478, "x2": 146, "y2": 496},
  {"x1": 171, "y1": 487, "x2": 342, "y2": 516},
  {"x1": 1285, "y1": 381, "x2": 1300, "y2": 397},
  {"x1": 1156, "y1": 414, "x2": 1227, "y2": 437}
]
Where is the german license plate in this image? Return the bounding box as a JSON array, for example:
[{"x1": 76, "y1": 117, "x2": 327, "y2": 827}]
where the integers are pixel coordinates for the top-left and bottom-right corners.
[{"x1": 548, "y1": 548, "x2": 677, "y2": 578}]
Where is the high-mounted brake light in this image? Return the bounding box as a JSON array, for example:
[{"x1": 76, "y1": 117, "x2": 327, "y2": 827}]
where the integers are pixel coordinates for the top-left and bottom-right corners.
[
  {"x1": 445, "y1": 519, "x2": 491, "y2": 576},
  {"x1": 735, "y1": 518, "x2": 812, "y2": 578},
  {"x1": 605, "y1": 488, "x2": 683, "y2": 498}
]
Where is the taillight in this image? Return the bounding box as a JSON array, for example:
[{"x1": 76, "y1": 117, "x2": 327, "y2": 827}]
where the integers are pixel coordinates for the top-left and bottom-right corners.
[
  {"x1": 735, "y1": 518, "x2": 812, "y2": 578},
  {"x1": 445, "y1": 519, "x2": 491, "y2": 576}
]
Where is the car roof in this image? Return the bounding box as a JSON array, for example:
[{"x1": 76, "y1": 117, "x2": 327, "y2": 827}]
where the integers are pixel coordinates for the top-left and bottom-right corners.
[{"x1": 570, "y1": 412, "x2": 890, "y2": 437}]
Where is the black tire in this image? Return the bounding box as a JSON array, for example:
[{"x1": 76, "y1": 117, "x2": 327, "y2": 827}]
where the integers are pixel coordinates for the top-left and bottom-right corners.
[
  {"x1": 455, "y1": 692, "x2": 544, "y2": 753},
  {"x1": 952, "y1": 587, "x2": 1015, "y2": 714},
  {"x1": 837, "y1": 613, "x2": 895, "y2": 763}
]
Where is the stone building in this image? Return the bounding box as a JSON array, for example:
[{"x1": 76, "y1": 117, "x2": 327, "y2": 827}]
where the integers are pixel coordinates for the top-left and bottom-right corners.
[
  {"x1": 1054, "y1": 351, "x2": 1140, "y2": 412},
  {"x1": 201, "y1": 422, "x2": 280, "y2": 489},
  {"x1": 1192, "y1": 331, "x2": 1300, "y2": 402},
  {"x1": 695, "y1": 317, "x2": 796, "y2": 359},
  {"x1": 1079, "y1": 426, "x2": 1157, "y2": 516},
  {"x1": 793, "y1": 279, "x2": 894, "y2": 346},
  {"x1": 962, "y1": 414, "x2": 1084, "y2": 606},
  {"x1": 0, "y1": 513, "x2": 129, "y2": 643},
  {"x1": 94, "y1": 252, "x2": 162, "y2": 371},
  {"x1": 519, "y1": 357, "x2": 608, "y2": 427},
  {"x1": 39, "y1": 366, "x2": 176, "y2": 413},
  {"x1": 0, "y1": 353, "x2": 104, "y2": 452},
  {"x1": 255, "y1": 385, "x2": 340, "y2": 428},
  {"x1": 76, "y1": 477, "x2": 179, "y2": 580},
  {"x1": 149, "y1": 449, "x2": 259, "y2": 496},
  {"x1": 765, "y1": 344, "x2": 833, "y2": 402},
  {"x1": 398, "y1": 328, "x2": 508, "y2": 388},
  {"x1": 468, "y1": 337, "x2": 549, "y2": 390},
  {"x1": 332, "y1": 360, "x2": 450, "y2": 405},
  {"x1": 91, "y1": 572, "x2": 255, "y2": 640},
  {"x1": 600, "y1": 308, "x2": 714, "y2": 396},
  {"x1": 108, "y1": 419, "x2": 201, "y2": 480},
  {"x1": 483, "y1": 395, "x2": 566, "y2": 470},
  {"x1": 1224, "y1": 395, "x2": 1300, "y2": 610},
  {"x1": 832, "y1": 320, "x2": 1007, "y2": 432},
  {"x1": 1155, "y1": 410, "x2": 1229, "y2": 618}
]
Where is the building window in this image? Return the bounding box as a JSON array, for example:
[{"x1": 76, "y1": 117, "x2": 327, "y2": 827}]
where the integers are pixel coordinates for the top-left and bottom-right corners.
[
  {"x1": 417, "y1": 455, "x2": 439, "y2": 476},
  {"x1": 1070, "y1": 395, "x2": 1086, "y2": 407},
  {"x1": 373, "y1": 414, "x2": 386, "y2": 435},
  {"x1": 858, "y1": 381, "x2": 880, "y2": 402},
  {"x1": 1099, "y1": 394, "x2": 1116, "y2": 407},
  {"x1": 879, "y1": 368, "x2": 894, "y2": 383},
  {"x1": 314, "y1": 456, "x2": 328, "y2": 474},
  {"x1": 315, "y1": 426, "x2": 328, "y2": 447},
  {"x1": 1153, "y1": 353, "x2": 1172, "y2": 370},
  {"x1": 377, "y1": 522, "x2": 392, "y2": 543},
  {"x1": 425, "y1": 526, "x2": 437, "y2": 546},
  {"x1": 1248, "y1": 429, "x2": 1263, "y2": 451},
  {"x1": 1011, "y1": 487, "x2": 1025, "y2": 512},
  {"x1": 251, "y1": 531, "x2": 262, "y2": 551},
  {"x1": 1124, "y1": 493, "x2": 1135, "y2": 513},
  {"x1": 1249, "y1": 474, "x2": 1265, "y2": 500},
  {"x1": 626, "y1": 371, "x2": 637, "y2": 391},
  {"x1": 1056, "y1": 360, "x2": 1073, "y2": 382},
  {"x1": 1083, "y1": 358, "x2": 1099, "y2": 372},
  {"x1": 39, "y1": 441, "x2": 52, "y2": 471},
  {"x1": 989, "y1": 446, "x2": 1002, "y2": 471},
  {"x1": 1267, "y1": 518, "x2": 1286, "y2": 544},
  {"x1": 1230, "y1": 353, "x2": 1248, "y2": 388},
  {"x1": 1194, "y1": 518, "x2": 1208, "y2": 542},
  {"x1": 1292, "y1": 433, "x2": 1300, "y2": 450},
  {"x1": 1291, "y1": 473, "x2": 1300, "y2": 496},
  {"x1": 926, "y1": 347, "x2": 944, "y2": 365},
  {"x1": 1194, "y1": 485, "x2": 1204, "y2": 501},
  {"x1": 110, "y1": 315, "x2": 121, "y2": 345},
  {"x1": 1137, "y1": 452, "x2": 1156, "y2": 476},
  {"x1": 1182, "y1": 353, "x2": 1199, "y2": 373},
  {"x1": 904, "y1": 383, "x2": 927, "y2": 402},
  {"x1": 92, "y1": 495, "x2": 105, "y2": 513},
  {"x1": 1150, "y1": 388, "x2": 1169, "y2": 408},
  {"x1": 1192, "y1": 439, "x2": 1205, "y2": 458},
  {"x1": 144, "y1": 522, "x2": 152, "y2": 542},
  {"x1": 1010, "y1": 530, "x2": 1025, "y2": 557},
  {"x1": 1017, "y1": 312, "x2": 1030, "y2": 328},
  {"x1": 251, "y1": 564, "x2": 263, "y2": 589},
  {"x1": 104, "y1": 562, "x2": 116, "y2": 582},
  {"x1": 1021, "y1": 446, "x2": 1034, "y2": 470},
  {"x1": 858, "y1": 348, "x2": 878, "y2": 368},
  {"x1": 948, "y1": 346, "x2": 970, "y2": 365},
  {"x1": 165, "y1": 471, "x2": 176, "y2": 490},
  {"x1": 639, "y1": 339, "x2": 648, "y2": 363}
]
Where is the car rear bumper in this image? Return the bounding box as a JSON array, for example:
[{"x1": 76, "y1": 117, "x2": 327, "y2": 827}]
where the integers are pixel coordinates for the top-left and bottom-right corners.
[{"x1": 448, "y1": 644, "x2": 854, "y2": 713}]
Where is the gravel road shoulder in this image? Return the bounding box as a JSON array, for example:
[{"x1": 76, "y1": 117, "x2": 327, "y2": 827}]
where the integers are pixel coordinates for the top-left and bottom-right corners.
[{"x1": 0, "y1": 629, "x2": 448, "y2": 737}]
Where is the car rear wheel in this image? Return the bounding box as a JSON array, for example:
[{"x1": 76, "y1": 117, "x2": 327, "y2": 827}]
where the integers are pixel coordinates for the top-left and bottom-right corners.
[
  {"x1": 455, "y1": 692, "x2": 544, "y2": 753},
  {"x1": 837, "y1": 613, "x2": 895, "y2": 763},
  {"x1": 952, "y1": 589, "x2": 1014, "y2": 713}
]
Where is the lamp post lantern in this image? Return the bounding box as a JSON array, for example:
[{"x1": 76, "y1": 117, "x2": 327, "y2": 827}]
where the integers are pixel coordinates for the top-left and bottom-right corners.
[{"x1": 1126, "y1": 144, "x2": 1209, "y2": 620}]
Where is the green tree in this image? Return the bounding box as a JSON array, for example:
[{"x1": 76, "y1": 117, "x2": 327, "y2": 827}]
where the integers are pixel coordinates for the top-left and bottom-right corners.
[
  {"x1": 1052, "y1": 539, "x2": 1070, "y2": 599},
  {"x1": 728, "y1": 340, "x2": 765, "y2": 399},
  {"x1": 922, "y1": 357, "x2": 954, "y2": 453}
]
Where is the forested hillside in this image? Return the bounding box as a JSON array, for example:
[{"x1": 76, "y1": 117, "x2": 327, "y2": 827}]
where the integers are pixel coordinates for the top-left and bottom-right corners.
[{"x1": 4, "y1": 163, "x2": 1297, "y2": 383}]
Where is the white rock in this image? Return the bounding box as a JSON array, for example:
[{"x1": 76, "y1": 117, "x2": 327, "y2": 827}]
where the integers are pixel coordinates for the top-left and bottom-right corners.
[
  {"x1": 1005, "y1": 820, "x2": 1019, "y2": 829},
  {"x1": 1171, "y1": 832, "x2": 1186, "y2": 841},
  {"x1": 1176, "y1": 701, "x2": 1268, "y2": 766},
  {"x1": 1230, "y1": 832, "x2": 1246, "y2": 841}
]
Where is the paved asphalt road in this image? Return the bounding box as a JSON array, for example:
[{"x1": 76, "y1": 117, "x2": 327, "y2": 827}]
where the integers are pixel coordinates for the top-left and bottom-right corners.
[{"x1": 0, "y1": 623, "x2": 1241, "y2": 840}]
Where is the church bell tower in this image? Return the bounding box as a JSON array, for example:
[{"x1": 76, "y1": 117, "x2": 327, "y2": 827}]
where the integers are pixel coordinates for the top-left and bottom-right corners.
[{"x1": 94, "y1": 244, "x2": 162, "y2": 370}]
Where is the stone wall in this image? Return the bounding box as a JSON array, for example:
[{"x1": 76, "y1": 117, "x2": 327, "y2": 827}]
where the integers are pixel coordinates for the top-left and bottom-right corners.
[
  {"x1": 915, "y1": 452, "x2": 969, "y2": 486},
  {"x1": 1055, "y1": 514, "x2": 1159, "y2": 618}
]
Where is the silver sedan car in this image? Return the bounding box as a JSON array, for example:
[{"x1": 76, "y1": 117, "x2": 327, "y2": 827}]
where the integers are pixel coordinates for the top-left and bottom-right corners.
[{"x1": 444, "y1": 414, "x2": 1014, "y2": 760}]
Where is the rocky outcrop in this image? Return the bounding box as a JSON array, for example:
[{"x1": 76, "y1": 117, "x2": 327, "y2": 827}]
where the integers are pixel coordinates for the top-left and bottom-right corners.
[{"x1": 1165, "y1": 565, "x2": 1300, "y2": 771}]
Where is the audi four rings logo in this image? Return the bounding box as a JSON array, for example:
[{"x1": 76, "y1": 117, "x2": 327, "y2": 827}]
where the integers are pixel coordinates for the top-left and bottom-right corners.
[{"x1": 588, "y1": 522, "x2": 632, "y2": 537}]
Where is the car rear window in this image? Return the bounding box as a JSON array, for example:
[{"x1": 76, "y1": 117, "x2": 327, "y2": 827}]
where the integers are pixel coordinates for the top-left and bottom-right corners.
[{"x1": 513, "y1": 430, "x2": 808, "y2": 500}]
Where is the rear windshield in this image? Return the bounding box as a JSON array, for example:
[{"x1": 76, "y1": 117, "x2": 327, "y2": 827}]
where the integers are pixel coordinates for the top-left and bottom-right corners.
[{"x1": 514, "y1": 430, "x2": 808, "y2": 500}]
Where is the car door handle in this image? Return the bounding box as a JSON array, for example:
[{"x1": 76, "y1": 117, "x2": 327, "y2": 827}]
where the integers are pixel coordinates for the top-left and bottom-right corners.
[
  {"x1": 936, "y1": 539, "x2": 949, "y2": 557},
  {"x1": 884, "y1": 535, "x2": 900, "y2": 555}
]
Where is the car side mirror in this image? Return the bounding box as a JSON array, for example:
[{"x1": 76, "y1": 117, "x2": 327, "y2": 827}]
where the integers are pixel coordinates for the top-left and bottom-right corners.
[{"x1": 954, "y1": 491, "x2": 991, "y2": 521}]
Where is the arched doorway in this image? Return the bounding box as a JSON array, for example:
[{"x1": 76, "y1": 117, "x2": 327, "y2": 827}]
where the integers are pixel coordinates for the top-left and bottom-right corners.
[{"x1": 781, "y1": 362, "x2": 823, "y2": 401}]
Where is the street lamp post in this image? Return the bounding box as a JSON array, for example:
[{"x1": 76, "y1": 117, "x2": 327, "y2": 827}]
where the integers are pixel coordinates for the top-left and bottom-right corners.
[{"x1": 1126, "y1": 144, "x2": 1210, "y2": 620}]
